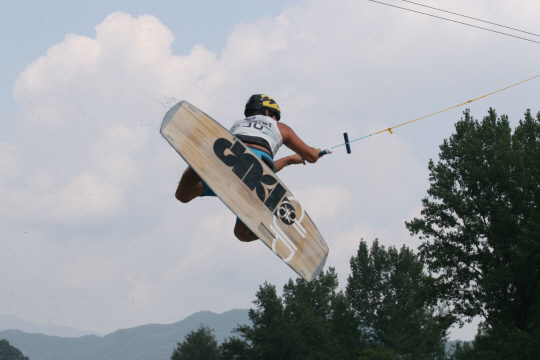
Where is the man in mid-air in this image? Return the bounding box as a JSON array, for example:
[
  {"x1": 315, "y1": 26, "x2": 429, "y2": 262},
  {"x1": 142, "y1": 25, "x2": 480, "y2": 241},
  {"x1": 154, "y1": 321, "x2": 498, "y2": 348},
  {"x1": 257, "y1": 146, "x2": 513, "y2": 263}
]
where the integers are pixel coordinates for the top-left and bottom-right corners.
[{"x1": 175, "y1": 94, "x2": 321, "y2": 242}]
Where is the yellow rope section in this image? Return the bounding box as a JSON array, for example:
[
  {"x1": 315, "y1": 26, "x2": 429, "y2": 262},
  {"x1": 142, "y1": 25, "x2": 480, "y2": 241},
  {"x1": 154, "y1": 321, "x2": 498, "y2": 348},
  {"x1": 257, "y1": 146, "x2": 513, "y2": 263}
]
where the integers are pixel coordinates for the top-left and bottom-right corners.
[{"x1": 375, "y1": 74, "x2": 540, "y2": 135}]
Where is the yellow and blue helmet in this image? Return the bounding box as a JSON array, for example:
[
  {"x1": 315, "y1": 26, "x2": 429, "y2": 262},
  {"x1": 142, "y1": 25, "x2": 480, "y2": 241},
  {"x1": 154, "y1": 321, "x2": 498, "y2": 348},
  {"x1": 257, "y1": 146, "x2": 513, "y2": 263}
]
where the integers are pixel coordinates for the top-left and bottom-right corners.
[{"x1": 244, "y1": 94, "x2": 281, "y2": 120}]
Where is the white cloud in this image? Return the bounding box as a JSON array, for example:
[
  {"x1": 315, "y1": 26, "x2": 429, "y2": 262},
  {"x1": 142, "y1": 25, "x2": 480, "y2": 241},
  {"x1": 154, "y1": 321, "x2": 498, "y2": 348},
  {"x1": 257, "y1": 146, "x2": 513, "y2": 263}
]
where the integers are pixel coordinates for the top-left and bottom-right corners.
[
  {"x1": 0, "y1": 143, "x2": 23, "y2": 181},
  {"x1": 295, "y1": 185, "x2": 351, "y2": 220}
]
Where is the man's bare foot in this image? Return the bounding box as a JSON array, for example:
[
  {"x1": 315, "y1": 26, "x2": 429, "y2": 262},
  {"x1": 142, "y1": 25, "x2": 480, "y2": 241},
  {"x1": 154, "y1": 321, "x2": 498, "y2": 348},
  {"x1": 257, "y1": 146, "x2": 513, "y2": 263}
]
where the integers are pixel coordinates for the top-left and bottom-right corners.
[
  {"x1": 234, "y1": 221, "x2": 259, "y2": 242},
  {"x1": 175, "y1": 167, "x2": 204, "y2": 203}
]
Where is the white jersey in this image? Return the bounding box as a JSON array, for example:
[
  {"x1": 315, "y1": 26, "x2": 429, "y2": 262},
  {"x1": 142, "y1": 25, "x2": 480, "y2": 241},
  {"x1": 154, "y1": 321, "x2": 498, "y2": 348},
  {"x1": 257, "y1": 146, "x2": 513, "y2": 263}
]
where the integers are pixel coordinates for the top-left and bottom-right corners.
[{"x1": 230, "y1": 115, "x2": 283, "y2": 158}]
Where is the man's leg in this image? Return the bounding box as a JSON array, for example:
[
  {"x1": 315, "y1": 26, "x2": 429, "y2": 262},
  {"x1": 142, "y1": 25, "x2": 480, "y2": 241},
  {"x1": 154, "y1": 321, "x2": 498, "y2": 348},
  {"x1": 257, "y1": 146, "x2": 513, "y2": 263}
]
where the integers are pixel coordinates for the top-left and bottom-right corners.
[
  {"x1": 234, "y1": 221, "x2": 259, "y2": 242},
  {"x1": 175, "y1": 166, "x2": 205, "y2": 203}
]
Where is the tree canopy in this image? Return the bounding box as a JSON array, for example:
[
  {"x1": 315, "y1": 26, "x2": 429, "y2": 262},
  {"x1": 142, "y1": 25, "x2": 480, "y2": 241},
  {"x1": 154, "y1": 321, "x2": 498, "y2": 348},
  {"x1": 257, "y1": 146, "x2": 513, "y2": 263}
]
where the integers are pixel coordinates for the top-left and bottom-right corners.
[
  {"x1": 407, "y1": 108, "x2": 540, "y2": 358},
  {"x1": 171, "y1": 325, "x2": 220, "y2": 360},
  {"x1": 220, "y1": 243, "x2": 450, "y2": 359},
  {"x1": 0, "y1": 340, "x2": 30, "y2": 360},
  {"x1": 347, "y1": 239, "x2": 451, "y2": 359},
  {"x1": 221, "y1": 268, "x2": 363, "y2": 360}
]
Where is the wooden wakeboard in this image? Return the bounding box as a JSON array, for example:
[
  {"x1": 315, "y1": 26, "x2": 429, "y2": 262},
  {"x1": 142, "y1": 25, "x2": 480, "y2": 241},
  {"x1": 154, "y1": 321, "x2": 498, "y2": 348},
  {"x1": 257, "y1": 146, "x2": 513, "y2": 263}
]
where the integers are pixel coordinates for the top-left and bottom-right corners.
[{"x1": 160, "y1": 101, "x2": 329, "y2": 282}]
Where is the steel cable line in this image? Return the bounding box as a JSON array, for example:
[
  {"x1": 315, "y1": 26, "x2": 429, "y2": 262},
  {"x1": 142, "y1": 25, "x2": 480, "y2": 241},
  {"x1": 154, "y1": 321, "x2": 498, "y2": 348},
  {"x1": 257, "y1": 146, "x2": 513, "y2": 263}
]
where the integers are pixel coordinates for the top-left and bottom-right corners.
[
  {"x1": 368, "y1": 0, "x2": 540, "y2": 45},
  {"x1": 401, "y1": 0, "x2": 540, "y2": 38}
]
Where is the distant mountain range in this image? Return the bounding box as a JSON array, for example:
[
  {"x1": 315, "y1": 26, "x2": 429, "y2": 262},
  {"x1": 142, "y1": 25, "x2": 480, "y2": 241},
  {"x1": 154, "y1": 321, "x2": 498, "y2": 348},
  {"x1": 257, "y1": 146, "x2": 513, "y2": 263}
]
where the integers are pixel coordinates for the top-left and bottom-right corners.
[
  {"x1": 0, "y1": 314, "x2": 104, "y2": 338},
  {"x1": 0, "y1": 309, "x2": 251, "y2": 360}
]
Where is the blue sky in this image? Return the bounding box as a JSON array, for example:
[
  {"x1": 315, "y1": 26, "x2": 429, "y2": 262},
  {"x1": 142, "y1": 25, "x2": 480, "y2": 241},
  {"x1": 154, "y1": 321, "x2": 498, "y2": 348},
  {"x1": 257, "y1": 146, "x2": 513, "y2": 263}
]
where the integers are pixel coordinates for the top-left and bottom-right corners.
[{"x1": 1, "y1": 0, "x2": 539, "y2": 341}]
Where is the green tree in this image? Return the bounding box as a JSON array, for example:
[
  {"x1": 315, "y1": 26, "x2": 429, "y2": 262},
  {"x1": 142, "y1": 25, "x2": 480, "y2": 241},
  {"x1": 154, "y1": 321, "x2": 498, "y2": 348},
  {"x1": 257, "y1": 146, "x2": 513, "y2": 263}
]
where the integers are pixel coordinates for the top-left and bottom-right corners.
[
  {"x1": 171, "y1": 325, "x2": 220, "y2": 360},
  {"x1": 406, "y1": 109, "x2": 540, "y2": 357},
  {"x1": 447, "y1": 340, "x2": 473, "y2": 360},
  {"x1": 346, "y1": 239, "x2": 451, "y2": 359},
  {"x1": 221, "y1": 281, "x2": 289, "y2": 360},
  {"x1": 220, "y1": 268, "x2": 363, "y2": 360},
  {"x1": 0, "y1": 339, "x2": 30, "y2": 360},
  {"x1": 450, "y1": 325, "x2": 540, "y2": 360}
]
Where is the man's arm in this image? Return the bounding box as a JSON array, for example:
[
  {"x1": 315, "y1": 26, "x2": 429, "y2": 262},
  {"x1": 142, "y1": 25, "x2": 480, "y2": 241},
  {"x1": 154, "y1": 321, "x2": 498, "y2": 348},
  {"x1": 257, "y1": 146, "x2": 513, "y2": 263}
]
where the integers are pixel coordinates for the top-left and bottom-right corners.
[
  {"x1": 277, "y1": 122, "x2": 320, "y2": 163},
  {"x1": 274, "y1": 154, "x2": 306, "y2": 173}
]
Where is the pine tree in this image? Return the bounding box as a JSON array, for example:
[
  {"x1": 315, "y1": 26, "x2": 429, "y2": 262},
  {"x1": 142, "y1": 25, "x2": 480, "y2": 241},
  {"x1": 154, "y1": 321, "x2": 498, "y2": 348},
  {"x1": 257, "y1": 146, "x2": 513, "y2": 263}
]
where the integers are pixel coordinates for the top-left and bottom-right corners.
[
  {"x1": 220, "y1": 268, "x2": 363, "y2": 360},
  {"x1": 346, "y1": 239, "x2": 451, "y2": 359}
]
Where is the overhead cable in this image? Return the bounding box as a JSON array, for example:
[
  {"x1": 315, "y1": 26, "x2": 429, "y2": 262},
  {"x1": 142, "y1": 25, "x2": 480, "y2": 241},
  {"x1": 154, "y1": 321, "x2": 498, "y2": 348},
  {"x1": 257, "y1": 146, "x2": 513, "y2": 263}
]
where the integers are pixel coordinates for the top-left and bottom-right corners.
[
  {"x1": 401, "y1": 0, "x2": 540, "y2": 38},
  {"x1": 368, "y1": 0, "x2": 540, "y2": 45}
]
